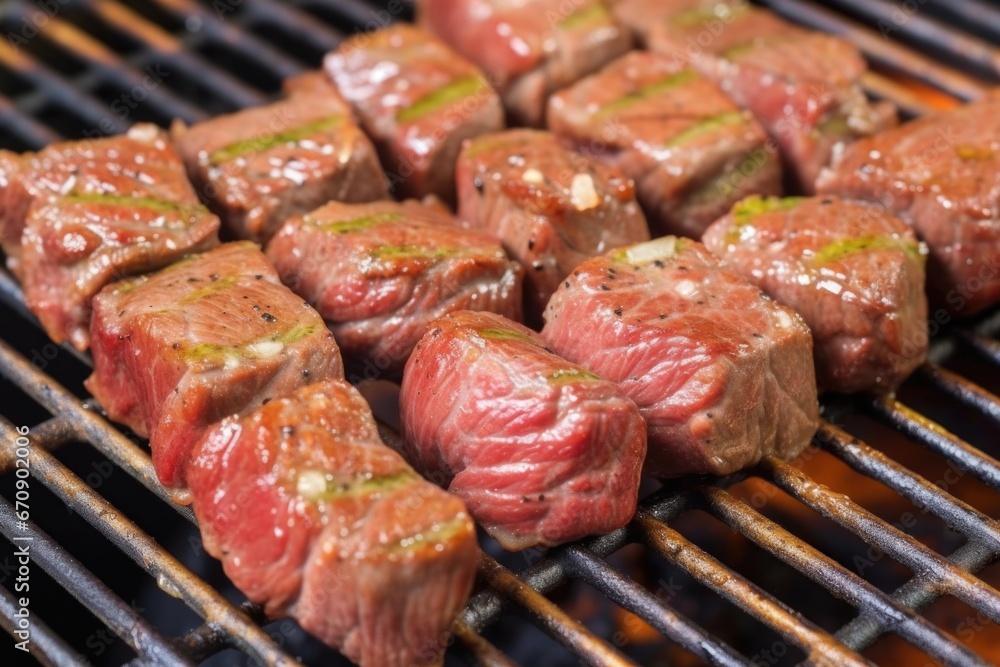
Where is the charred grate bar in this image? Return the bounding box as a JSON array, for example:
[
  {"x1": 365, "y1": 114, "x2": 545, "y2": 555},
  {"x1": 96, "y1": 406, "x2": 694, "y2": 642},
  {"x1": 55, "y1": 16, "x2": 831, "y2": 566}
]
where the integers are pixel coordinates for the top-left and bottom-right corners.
[{"x1": 0, "y1": 0, "x2": 998, "y2": 665}]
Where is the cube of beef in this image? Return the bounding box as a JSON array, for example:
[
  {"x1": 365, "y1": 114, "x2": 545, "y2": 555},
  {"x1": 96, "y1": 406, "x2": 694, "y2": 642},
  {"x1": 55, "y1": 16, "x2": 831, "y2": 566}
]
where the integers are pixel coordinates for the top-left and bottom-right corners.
[
  {"x1": 0, "y1": 124, "x2": 220, "y2": 350},
  {"x1": 171, "y1": 88, "x2": 387, "y2": 243},
  {"x1": 188, "y1": 380, "x2": 477, "y2": 667},
  {"x1": 542, "y1": 237, "x2": 819, "y2": 477},
  {"x1": 703, "y1": 196, "x2": 929, "y2": 392},
  {"x1": 400, "y1": 311, "x2": 646, "y2": 550},
  {"x1": 631, "y1": 0, "x2": 896, "y2": 192},
  {"x1": 85, "y1": 242, "x2": 344, "y2": 495},
  {"x1": 324, "y1": 24, "x2": 504, "y2": 203},
  {"x1": 817, "y1": 97, "x2": 1000, "y2": 317},
  {"x1": 548, "y1": 51, "x2": 781, "y2": 238},
  {"x1": 419, "y1": 0, "x2": 632, "y2": 126},
  {"x1": 457, "y1": 129, "x2": 649, "y2": 319},
  {"x1": 610, "y1": 0, "x2": 794, "y2": 49},
  {"x1": 266, "y1": 200, "x2": 523, "y2": 377}
]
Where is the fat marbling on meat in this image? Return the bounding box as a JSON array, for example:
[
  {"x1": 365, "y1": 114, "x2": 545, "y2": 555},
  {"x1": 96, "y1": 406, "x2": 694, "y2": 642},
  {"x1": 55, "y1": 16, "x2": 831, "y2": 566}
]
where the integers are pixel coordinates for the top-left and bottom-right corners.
[
  {"x1": 324, "y1": 24, "x2": 504, "y2": 203},
  {"x1": 399, "y1": 311, "x2": 646, "y2": 550},
  {"x1": 0, "y1": 124, "x2": 220, "y2": 350},
  {"x1": 188, "y1": 379, "x2": 477, "y2": 667},
  {"x1": 615, "y1": 0, "x2": 896, "y2": 192},
  {"x1": 85, "y1": 242, "x2": 344, "y2": 495},
  {"x1": 419, "y1": 0, "x2": 632, "y2": 126},
  {"x1": 266, "y1": 199, "x2": 523, "y2": 377},
  {"x1": 816, "y1": 96, "x2": 1000, "y2": 317},
  {"x1": 542, "y1": 236, "x2": 819, "y2": 477},
  {"x1": 703, "y1": 195, "x2": 928, "y2": 393},
  {"x1": 548, "y1": 51, "x2": 781, "y2": 238},
  {"x1": 171, "y1": 85, "x2": 386, "y2": 242},
  {"x1": 456, "y1": 129, "x2": 649, "y2": 320}
]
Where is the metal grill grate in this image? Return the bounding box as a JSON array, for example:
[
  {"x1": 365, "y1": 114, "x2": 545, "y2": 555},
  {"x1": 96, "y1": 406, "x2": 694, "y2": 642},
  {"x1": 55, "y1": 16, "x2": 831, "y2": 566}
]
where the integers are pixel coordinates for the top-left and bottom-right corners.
[{"x1": 0, "y1": 1, "x2": 999, "y2": 665}]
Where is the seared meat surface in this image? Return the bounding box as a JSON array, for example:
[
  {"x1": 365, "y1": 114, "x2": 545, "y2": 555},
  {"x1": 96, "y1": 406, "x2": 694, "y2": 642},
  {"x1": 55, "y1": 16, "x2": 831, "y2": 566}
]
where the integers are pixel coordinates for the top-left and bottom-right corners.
[
  {"x1": 703, "y1": 196, "x2": 929, "y2": 393},
  {"x1": 618, "y1": 0, "x2": 896, "y2": 192},
  {"x1": 324, "y1": 24, "x2": 504, "y2": 203},
  {"x1": 400, "y1": 311, "x2": 646, "y2": 550},
  {"x1": 419, "y1": 0, "x2": 632, "y2": 126},
  {"x1": 266, "y1": 200, "x2": 523, "y2": 377},
  {"x1": 188, "y1": 380, "x2": 477, "y2": 667},
  {"x1": 816, "y1": 97, "x2": 1000, "y2": 316},
  {"x1": 548, "y1": 51, "x2": 780, "y2": 238},
  {"x1": 0, "y1": 124, "x2": 220, "y2": 350},
  {"x1": 85, "y1": 242, "x2": 344, "y2": 494},
  {"x1": 542, "y1": 237, "x2": 818, "y2": 477},
  {"x1": 171, "y1": 88, "x2": 386, "y2": 242},
  {"x1": 457, "y1": 129, "x2": 649, "y2": 319}
]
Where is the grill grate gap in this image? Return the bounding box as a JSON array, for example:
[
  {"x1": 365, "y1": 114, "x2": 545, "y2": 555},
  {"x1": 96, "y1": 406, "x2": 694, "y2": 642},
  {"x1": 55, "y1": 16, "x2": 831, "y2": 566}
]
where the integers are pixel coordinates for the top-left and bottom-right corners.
[{"x1": 1, "y1": 1, "x2": 1000, "y2": 666}]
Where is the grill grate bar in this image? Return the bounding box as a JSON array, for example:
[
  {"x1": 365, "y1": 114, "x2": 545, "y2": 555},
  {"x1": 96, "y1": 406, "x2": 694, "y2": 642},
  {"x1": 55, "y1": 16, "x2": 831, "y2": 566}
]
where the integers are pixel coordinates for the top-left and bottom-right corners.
[
  {"x1": 700, "y1": 487, "x2": 989, "y2": 666},
  {"x1": 0, "y1": 31, "x2": 126, "y2": 135},
  {"x1": 756, "y1": 0, "x2": 988, "y2": 101},
  {"x1": 927, "y1": 0, "x2": 1000, "y2": 40},
  {"x1": 857, "y1": 71, "x2": 937, "y2": 117},
  {"x1": 868, "y1": 397, "x2": 1000, "y2": 491},
  {"x1": 634, "y1": 510, "x2": 872, "y2": 667},
  {"x1": 164, "y1": 600, "x2": 267, "y2": 666},
  {"x1": 4, "y1": 1, "x2": 205, "y2": 125},
  {"x1": 0, "y1": 338, "x2": 194, "y2": 521},
  {"x1": 241, "y1": 1, "x2": 345, "y2": 56},
  {"x1": 959, "y1": 330, "x2": 1000, "y2": 367},
  {"x1": 817, "y1": 0, "x2": 1000, "y2": 80},
  {"x1": 0, "y1": 586, "x2": 86, "y2": 667},
  {"x1": 450, "y1": 621, "x2": 521, "y2": 667},
  {"x1": 761, "y1": 456, "x2": 1000, "y2": 622},
  {"x1": 0, "y1": 476, "x2": 192, "y2": 665},
  {"x1": 919, "y1": 363, "x2": 1000, "y2": 422},
  {"x1": 476, "y1": 554, "x2": 636, "y2": 667},
  {"x1": 0, "y1": 411, "x2": 300, "y2": 666},
  {"x1": 0, "y1": 0, "x2": 999, "y2": 664},
  {"x1": 138, "y1": 0, "x2": 304, "y2": 79},
  {"x1": 834, "y1": 539, "x2": 999, "y2": 654},
  {"x1": 561, "y1": 545, "x2": 749, "y2": 667},
  {"x1": 816, "y1": 421, "x2": 1000, "y2": 547}
]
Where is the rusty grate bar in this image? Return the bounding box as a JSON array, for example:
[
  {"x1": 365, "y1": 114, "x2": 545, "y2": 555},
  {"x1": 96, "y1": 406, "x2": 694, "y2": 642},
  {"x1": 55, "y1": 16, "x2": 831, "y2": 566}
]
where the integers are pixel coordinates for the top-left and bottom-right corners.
[
  {"x1": 0, "y1": 410, "x2": 302, "y2": 666},
  {"x1": 0, "y1": 468, "x2": 192, "y2": 665},
  {"x1": 760, "y1": 456, "x2": 1000, "y2": 621},
  {"x1": 0, "y1": 1, "x2": 999, "y2": 665}
]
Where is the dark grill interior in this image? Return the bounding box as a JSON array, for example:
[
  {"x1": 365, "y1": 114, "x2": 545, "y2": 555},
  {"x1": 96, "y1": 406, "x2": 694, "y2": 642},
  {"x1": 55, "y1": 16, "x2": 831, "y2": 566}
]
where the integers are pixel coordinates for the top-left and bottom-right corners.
[{"x1": 1, "y1": 1, "x2": 999, "y2": 665}]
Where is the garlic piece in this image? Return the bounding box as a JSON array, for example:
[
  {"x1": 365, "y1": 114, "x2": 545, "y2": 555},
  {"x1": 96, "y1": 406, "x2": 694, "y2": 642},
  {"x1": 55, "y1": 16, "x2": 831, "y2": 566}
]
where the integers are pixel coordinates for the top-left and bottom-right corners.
[{"x1": 571, "y1": 173, "x2": 599, "y2": 211}]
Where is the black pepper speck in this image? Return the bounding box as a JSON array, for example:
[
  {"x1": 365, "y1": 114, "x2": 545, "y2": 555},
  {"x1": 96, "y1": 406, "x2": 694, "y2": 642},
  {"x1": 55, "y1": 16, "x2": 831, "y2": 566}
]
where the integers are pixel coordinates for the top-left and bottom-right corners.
[
  {"x1": 613, "y1": 307, "x2": 623, "y2": 316},
  {"x1": 261, "y1": 312, "x2": 277, "y2": 323}
]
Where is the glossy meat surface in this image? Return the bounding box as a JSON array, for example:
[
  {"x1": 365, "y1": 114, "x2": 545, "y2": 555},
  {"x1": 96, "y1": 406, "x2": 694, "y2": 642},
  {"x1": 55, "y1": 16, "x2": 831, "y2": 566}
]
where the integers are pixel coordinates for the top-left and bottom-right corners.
[
  {"x1": 172, "y1": 89, "x2": 386, "y2": 242},
  {"x1": 419, "y1": 0, "x2": 632, "y2": 126},
  {"x1": 457, "y1": 129, "x2": 649, "y2": 319},
  {"x1": 1, "y1": 124, "x2": 220, "y2": 350},
  {"x1": 324, "y1": 24, "x2": 504, "y2": 202},
  {"x1": 547, "y1": 51, "x2": 781, "y2": 237},
  {"x1": 400, "y1": 311, "x2": 646, "y2": 549},
  {"x1": 703, "y1": 196, "x2": 928, "y2": 392},
  {"x1": 542, "y1": 237, "x2": 819, "y2": 476},
  {"x1": 631, "y1": 0, "x2": 896, "y2": 192},
  {"x1": 188, "y1": 380, "x2": 477, "y2": 667},
  {"x1": 85, "y1": 242, "x2": 344, "y2": 492},
  {"x1": 816, "y1": 98, "x2": 1000, "y2": 316},
  {"x1": 266, "y1": 199, "x2": 523, "y2": 377}
]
